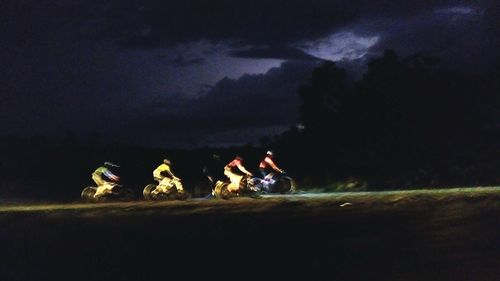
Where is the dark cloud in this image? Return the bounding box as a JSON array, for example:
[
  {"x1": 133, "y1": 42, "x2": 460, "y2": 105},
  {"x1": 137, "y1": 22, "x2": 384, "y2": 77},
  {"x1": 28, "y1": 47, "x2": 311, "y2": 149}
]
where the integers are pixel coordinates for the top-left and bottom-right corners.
[
  {"x1": 1, "y1": 0, "x2": 498, "y2": 148},
  {"x1": 3, "y1": 1, "x2": 497, "y2": 64},
  {"x1": 123, "y1": 60, "x2": 319, "y2": 147},
  {"x1": 9, "y1": 0, "x2": 461, "y2": 48},
  {"x1": 91, "y1": 0, "x2": 359, "y2": 48},
  {"x1": 145, "y1": 60, "x2": 318, "y2": 129},
  {"x1": 152, "y1": 1, "x2": 472, "y2": 47},
  {"x1": 365, "y1": 3, "x2": 497, "y2": 71},
  {"x1": 60, "y1": 0, "x2": 498, "y2": 69},
  {"x1": 168, "y1": 55, "x2": 206, "y2": 67},
  {"x1": 228, "y1": 46, "x2": 322, "y2": 61}
]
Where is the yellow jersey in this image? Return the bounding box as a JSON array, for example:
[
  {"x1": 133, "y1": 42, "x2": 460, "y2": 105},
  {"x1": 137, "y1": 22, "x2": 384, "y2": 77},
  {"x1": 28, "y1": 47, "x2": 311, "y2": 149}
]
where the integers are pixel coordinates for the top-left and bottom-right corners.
[{"x1": 153, "y1": 163, "x2": 171, "y2": 178}]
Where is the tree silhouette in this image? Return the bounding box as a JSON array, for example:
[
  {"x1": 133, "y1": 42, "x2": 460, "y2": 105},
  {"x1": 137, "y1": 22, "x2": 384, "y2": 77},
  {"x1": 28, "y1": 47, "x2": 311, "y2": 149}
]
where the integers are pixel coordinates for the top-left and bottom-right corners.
[
  {"x1": 279, "y1": 49, "x2": 494, "y2": 188},
  {"x1": 299, "y1": 61, "x2": 353, "y2": 136},
  {"x1": 296, "y1": 61, "x2": 355, "y2": 180}
]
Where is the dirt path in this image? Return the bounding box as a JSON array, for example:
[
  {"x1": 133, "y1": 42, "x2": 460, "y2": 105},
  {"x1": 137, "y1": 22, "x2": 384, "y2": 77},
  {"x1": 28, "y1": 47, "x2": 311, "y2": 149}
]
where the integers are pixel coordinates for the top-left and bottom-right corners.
[{"x1": 1, "y1": 187, "x2": 499, "y2": 281}]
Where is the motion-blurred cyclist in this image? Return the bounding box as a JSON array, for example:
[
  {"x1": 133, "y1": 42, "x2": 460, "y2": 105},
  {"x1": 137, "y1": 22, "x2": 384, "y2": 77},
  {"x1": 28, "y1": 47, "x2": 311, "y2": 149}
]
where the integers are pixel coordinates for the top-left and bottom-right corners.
[
  {"x1": 259, "y1": 150, "x2": 284, "y2": 186},
  {"x1": 223, "y1": 155, "x2": 253, "y2": 192},
  {"x1": 152, "y1": 158, "x2": 184, "y2": 195},
  {"x1": 92, "y1": 161, "x2": 120, "y2": 198}
]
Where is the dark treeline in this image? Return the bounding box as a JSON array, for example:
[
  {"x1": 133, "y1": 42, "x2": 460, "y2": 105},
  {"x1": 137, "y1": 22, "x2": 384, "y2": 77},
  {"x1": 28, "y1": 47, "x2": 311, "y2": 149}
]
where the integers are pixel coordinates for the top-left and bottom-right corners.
[
  {"x1": 1, "y1": 49, "x2": 499, "y2": 201},
  {"x1": 273, "y1": 50, "x2": 500, "y2": 189}
]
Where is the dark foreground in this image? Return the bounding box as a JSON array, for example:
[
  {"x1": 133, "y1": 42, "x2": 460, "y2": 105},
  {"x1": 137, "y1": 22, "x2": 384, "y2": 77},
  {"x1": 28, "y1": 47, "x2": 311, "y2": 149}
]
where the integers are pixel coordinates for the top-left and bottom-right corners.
[{"x1": 1, "y1": 188, "x2": 499, "y2": 281}]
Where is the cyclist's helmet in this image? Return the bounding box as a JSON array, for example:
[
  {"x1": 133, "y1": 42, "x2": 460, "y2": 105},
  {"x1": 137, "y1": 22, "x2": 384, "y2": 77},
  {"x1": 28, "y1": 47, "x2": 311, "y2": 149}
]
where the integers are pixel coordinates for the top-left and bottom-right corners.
[{"x1": 104, "y1": 161, "x2": 119, "y2": 168}]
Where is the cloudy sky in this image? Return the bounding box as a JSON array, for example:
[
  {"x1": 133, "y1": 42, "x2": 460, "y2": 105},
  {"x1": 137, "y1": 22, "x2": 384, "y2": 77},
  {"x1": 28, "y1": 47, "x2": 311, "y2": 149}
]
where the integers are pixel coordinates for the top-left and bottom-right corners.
[{"x1": 1, "y1": 0, "x2": 498, "y2": 148}]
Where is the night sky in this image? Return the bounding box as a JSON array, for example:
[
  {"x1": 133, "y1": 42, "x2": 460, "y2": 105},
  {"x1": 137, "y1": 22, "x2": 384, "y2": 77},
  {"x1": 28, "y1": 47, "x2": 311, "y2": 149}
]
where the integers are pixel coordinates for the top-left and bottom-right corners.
[{"x1": 1, "y1": 0, "x2": 498, "y2": 148}]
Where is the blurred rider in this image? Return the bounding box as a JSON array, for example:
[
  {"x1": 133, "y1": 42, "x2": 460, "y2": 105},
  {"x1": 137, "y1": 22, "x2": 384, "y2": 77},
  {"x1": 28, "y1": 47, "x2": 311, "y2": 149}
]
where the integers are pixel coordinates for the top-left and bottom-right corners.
[
  {"x1": 203, "y1": 154, "x2": 224, "y2": 186},
  {"x1": 152, "y1": 158, "x2": 184, "y2": 195},
  {"x1": 202, "y1": 153, "x2": 224, "y2": 198},
  {"x1": 224, "y1": 155, "x2": 253, "y2": 192},
  {"x1": 259, "y1": 150, "x2": 284, "y2": 185},
  {"x1": 92, "y1": 161, "x2": 120, "y2": 198}
]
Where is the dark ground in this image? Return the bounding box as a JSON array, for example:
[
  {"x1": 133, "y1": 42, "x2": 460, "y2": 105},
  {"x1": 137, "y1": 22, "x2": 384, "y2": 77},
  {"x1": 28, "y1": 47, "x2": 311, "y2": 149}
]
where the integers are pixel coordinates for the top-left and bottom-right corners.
[{"x1": 0, "y1": 189, "x2": 499, "y2": 281}]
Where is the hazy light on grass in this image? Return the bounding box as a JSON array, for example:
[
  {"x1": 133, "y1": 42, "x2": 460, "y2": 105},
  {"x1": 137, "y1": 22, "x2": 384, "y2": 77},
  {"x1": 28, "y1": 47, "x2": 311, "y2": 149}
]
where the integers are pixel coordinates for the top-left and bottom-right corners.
[{"x1": 0, "y1": 187, "x2": 498, "y2": 214}]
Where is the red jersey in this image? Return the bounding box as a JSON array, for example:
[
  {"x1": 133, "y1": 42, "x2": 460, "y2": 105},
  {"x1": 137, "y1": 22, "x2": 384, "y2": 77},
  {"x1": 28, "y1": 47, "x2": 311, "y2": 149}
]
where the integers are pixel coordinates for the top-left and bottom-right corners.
[
  {"x1": 227, "y1": 158, "x2": 242, "y2": 167},
  {"x1": 259, "y1": 156, "x2": 275, "y2": 169}
]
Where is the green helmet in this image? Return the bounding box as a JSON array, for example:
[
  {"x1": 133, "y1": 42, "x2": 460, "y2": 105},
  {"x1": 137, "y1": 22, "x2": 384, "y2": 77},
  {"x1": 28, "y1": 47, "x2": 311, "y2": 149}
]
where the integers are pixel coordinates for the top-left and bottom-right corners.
[{"x1": 104, "y1": 161, "x2": 119, "y2": 168}]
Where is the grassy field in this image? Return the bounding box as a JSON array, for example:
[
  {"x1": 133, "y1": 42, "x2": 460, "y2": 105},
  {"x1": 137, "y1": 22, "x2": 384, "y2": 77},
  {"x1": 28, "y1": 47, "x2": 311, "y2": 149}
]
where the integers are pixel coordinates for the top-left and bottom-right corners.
[{"x1": 1, "y1": 187, "x2": 499, "y2": 281}]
